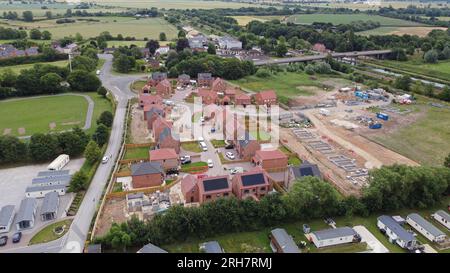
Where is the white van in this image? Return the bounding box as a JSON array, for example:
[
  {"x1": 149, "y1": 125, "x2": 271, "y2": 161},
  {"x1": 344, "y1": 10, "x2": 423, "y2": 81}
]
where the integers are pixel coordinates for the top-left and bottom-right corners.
[{"x1": 199, "y1": 141, "x2": 208, "y2": 152}]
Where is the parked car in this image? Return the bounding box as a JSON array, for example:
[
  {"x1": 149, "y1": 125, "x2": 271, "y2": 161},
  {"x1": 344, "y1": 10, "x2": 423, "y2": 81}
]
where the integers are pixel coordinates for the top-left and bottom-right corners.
[
  {"x1": 0, "y1": 236, "x2": 7, "y2": 247},
  {"x1": 12, "y1": 232, "x2": 22, "y2": 244},
  {"x1": 180, "y1": 155, "x2": 191, "y2": 164},
  {"x1": 225, "y1": 152, "x2": 235, "y2": 160},
  {"x1": 229, "y1": 167, "x2": 243, "y2": 174},
  {"x1": 207, "y1": 159, "x2": 213, "y2": 168},
  {"x1": 199, "y1": 141, "x2": 208, "y2": 152}
]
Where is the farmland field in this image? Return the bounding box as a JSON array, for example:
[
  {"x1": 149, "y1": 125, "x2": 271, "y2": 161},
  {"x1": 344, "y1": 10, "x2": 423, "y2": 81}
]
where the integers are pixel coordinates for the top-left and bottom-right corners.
[
  {"x1": 0, "y1": 60, "x2": 68, "y2": 74},
  {"x1": 301, "y1": 1, "x2": 449, "y2": 10},
  {"x1": 231, "y1": 15, "x2": 285, "y2": 26},
  {"x1": 286, "y1": 14, "x2": 423, "y2": 26},
  {"x1": 369, "y1": 96, "x2": 450, "y2": 166},
  {"x1": 358, "y1": 26, "x2": 447, "y2": 37},
  {"x1": 79, "y1": 0, "x2": 261, "y2": 9},
  {"x1": 1, "y1": 16, "x2": 177, "y2": 40}
]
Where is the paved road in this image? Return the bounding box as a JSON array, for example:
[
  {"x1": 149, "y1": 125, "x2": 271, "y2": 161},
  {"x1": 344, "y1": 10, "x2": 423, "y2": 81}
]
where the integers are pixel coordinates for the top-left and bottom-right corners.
[
  {"x1": 253, "y1": 49, "x2": 392, "y2": 66},
  {"x1": 2, "y1": 54, "x2": 140, "y2": 253}
]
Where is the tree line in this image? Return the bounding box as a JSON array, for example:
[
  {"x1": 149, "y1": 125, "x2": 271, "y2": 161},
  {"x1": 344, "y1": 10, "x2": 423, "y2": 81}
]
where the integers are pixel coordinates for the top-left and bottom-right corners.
[{"x1": 97, "y1": 165, "x2": 450, "y2": 251}]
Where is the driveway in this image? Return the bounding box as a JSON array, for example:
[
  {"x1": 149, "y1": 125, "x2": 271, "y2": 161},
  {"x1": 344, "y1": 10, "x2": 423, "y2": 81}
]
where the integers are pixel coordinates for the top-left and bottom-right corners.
[{"x1": 353, "y1": 225, "x2": 389, "y2": 253}]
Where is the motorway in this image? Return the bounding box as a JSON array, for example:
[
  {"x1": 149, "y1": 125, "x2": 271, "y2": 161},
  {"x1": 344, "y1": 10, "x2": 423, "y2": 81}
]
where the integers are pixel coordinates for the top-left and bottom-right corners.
[
  {"x1": 253, "y1": 49, "x2": 392, "y2": 66},
  {"x1": 2, "y1": 54, "x2": 142, "y2": 253}
]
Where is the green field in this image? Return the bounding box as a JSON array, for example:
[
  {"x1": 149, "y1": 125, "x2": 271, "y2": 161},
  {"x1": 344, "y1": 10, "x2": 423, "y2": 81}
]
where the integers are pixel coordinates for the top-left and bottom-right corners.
[
  {"x1": 0, "y1": 60, "x2": 68, "y2": 74},
  {"x1": 1, "y1": 16, "x2": 177, "y2": 40},
  {"x1": 370, "y1": 97, "x2": 450, "y2": 166},
  {"x1": 286, "y1": 14, "x2": 422, "y2": 26},
  {"x1": 301, "y1": 1, "x2": 449, "y2": 11},
  {"x1": 0, "y1": 92, "x2": 112, "y2": 136},
  {"x1": 367, "y1": 56, "x2": 450, "y2": 83},
  {"x1": 123, "y1": 146, "x2": 151, "y2": 159},
  {"x1": 163, "y1": 196, "x2": 450, "y2": 253}
]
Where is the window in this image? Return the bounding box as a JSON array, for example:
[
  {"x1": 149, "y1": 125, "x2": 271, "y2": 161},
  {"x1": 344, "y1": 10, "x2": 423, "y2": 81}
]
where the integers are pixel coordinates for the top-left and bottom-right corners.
[
  {"x1": 223, "y1": 193, "x2": 229, "y2": 197},
  {"x1": 206, "y1": 195, "x2": 211, "y2": 199},
  {"x1": 260, "y1": 187, "x2": 266, "y2": 191},
  {"x1": 244, "y1": 189, "x2": 249, "y2": 194}
]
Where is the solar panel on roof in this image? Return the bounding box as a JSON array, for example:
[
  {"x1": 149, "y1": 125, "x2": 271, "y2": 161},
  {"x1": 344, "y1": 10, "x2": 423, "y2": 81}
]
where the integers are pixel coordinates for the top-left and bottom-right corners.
[
  {"x1": 241, "y1": 173, "x2": 265, "y2": 187},
  {"x1": 202, "y1": 178, "x2": 229, "y2": 192},
  {"x1": 300, "y1": 167, "x2": 314, "y2": 177}
]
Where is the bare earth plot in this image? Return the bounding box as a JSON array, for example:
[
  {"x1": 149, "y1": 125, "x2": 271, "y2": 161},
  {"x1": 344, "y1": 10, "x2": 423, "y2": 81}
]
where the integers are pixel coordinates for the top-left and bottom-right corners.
[{"x1": 358, "y1": 26, "x2": 447, "y2": 37}]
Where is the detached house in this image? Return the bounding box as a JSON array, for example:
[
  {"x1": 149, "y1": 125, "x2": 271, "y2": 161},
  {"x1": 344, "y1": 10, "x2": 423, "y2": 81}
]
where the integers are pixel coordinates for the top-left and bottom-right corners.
[
  {"x1": 211, "y1": 78, "x2": 226, "y2": 93},
  {"x1": 131, "y1": 162, "x2": 164, "y2": 189},
  {"x1": 254, "y1": 90, "x2": 277, "y2": 106},
  {"x1": 198, "y1": 175, "x2": 232, "y2": 203},
  {"x1": 253, "y1": 150, "x2": 288, "y2": 171},
  {"x1": 139, "y1": 93, "x2": 162, "y2": 108},
  {"x1": 178, "y1": 74, "x2": 191, "y2": 86},
  {"x1": 144, "y1": 104, "x2": 165, "y2": 130},
  {"x1": 155, "y1": 79, "x2": 172, "y2": 98},
  {"x1": 152, "y1": 116, "x2": 172, "y2": 142},
  {"x1": 181, "y1": 175, "x2": 200, "y2": 203},
  {"x1": 235, "y1": 93, "x2": 251, "y2": 107},
  {"x1": 158, "y1": 127, "x2": 181, "y2": 154},
  {"x1": 232, "y1": 168, "x2": 271, "y2": 200},
  {"x1": 235, "y1": 134, "x2": 261, "y2": 160},
  {"x1": 148, "y1": 72, "x2": 167, "y2": 85},
  {"x1": 149, "y1": 148, "x2": 179, "y2": 171},
  {"x1": 198, "y1": 88, "x2": 218, "y2": 105},
  {"x1": 198, "y1": 73, "x2": 213, "y2": 87}
]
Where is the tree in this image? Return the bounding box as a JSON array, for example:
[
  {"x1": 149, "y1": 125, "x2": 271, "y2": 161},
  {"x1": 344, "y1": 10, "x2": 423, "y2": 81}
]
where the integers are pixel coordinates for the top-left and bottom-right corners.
[
  {"x1": 41, "y1": 30, "x2": 52, "y2": 40},
  {"x1": 113, "y1": 54, "x2": 135, "y2": 73},
  {"x1": 97, "y1": 111, "x2": 113, "y2": 128},
  {"x1": 421, "y1": 42, "x2": 432, "y2": 52},
  {"x1": 0, "y1": 136, "x2": 27, "y2": 164},
  {"x1": 444, "y1": 153, "x2": 450, "y2": 168},
  {"x1": 0, "y1": 69, "x2": 17, "y2": 87},
  {"x1": 71, "y1": 55, "x2": 97, "y2": 72},
  {"x1": 275, "y1": 43, "x2": 287, "y2": 57},
  {"x1": 75, "y1": 33, "x2": 83, "y2": 42},
  {"x1": 68, "y1": 70, "x2": 101, "y2": 92},
  {"x1": 57, "y1": 131, "x2": 86, "y2": 157},
  {"x1": 207, "y1": 43, "x2": 216, "y2": 55},
  {"x1": 40, "y1": 73, "x2": 63, "y2": 94},
  {"x1": 424, "y1": 49, "x2": 438, "y2": 63},
  {"x1": 84, "y1": 140, "x2": 101, "y2": 164},
  {"x1": 97, "y1": 86, "x2": 108, "y2": 97},
  {"x1": 145, "y1": 40, "x2": 160, "y2": 55},
  {"x1": 394, "y1": 75, "x2": 412, "y2": 91},
  {"x1": 22, "y1": 11, "x2": 33, "y2": 22},
  {"x1": 438, "y1": 85, "x2": 450, "y2": 101},
  {"x1": 176, "y1": 38, "x2": 189, "y2": 52},
  {"x1": 177, "y1": 30, "x2": 186, "y2": 38},
  {"x1": 69, "y1": 171, "x2": 88, "y2": 192},
  {"x1": 92, "y1": 124, "x2": 109, "y2": 146},
  {"x1": 29, "y1": 29, "x2": 42, "y2": 40},
  {"x1": 29, "y1": 133, "x2": 60, "y2": 162},
  {"x1": 159, "y1": 32, "x2": 167, "y2": 41}
]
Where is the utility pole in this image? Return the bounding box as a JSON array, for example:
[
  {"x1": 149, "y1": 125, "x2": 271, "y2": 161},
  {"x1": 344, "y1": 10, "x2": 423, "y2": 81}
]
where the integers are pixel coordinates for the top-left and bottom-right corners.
[{"x1": 68, "y1": 53, "x2": 73, "y2": 72}]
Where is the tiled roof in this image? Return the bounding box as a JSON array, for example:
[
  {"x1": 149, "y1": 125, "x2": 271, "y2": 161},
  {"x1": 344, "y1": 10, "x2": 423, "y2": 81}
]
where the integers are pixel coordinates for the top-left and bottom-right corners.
[
  {"x1": 131, "y1": 162, "x2": 163, "y2": 176},
  {"x1": 150, "y1": 148, "x2": 178, "y2": 161},
  {"x1": 255, "y1": 150, "x2": 287, "y2": 161}
]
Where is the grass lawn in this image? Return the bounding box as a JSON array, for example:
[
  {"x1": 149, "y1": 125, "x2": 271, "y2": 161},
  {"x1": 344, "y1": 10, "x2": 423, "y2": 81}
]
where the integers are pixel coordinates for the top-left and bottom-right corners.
[
  {"x1": 163, "y1": 196, "x2": 450, "y2": 253},
  {"x1": 369, "y1": 96, "x2": 450, "y2": 166},
  {"x1": 0, "y1": 60, "x2": 68, "y2": 74},
  {"x1": 367, "y1": 55, "x2": 450, "y2": 83},
  {"x1": 180, "y1": 161, "x2": 208, "y2": 173},
  {"x1": 231, "y1": 72, "x2": 327, "y2": 99},
  {"x1": 211, "y1": 139, "x2": 226, "y2": 148},
  {"x1": 8, "y1": 16, "x2": 178, "y2": 40},
  {"x1": 231, "y1": 15, "x2": 284, "y2": 26},
  {"x1": 124, "y1": 146, "x2": 151, "y2": 160},
  {"x1": 181, "y1": 142, "x2": 202, "y2": 153},
  {"x1": 85, "y1": 92, "x2": 114, "y2": 135},
  {"x1": 286, "y1": 14, "x2": 422, "y2": 26},
  {"x1": 87, "y1": 0, "x2": 259, "y2": 9},
  {"x1": 131, "y1": 80, "x2": 147, "y2": 93},
  {"x1": 0, "y1": 94, "x2": 88, "y2": 136},
  {"x1": 279, "y1": 146, "x2": 302, "y2": 165},
  {"x1": 29, "y1": 219, "x2": 73, "y2": 245}
]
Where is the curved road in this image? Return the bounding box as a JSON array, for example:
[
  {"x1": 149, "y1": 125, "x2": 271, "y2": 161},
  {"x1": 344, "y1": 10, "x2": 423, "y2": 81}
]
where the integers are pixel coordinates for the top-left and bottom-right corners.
[{"x1": 2, "y1": 54, "x2": 142, "y2": 253}]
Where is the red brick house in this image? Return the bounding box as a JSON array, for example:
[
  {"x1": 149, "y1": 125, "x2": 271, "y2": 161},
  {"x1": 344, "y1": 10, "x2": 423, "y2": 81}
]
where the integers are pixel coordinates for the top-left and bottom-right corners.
[
  {"x1": 254, "y1": 90, "x2": 277, "y2": 106},
  {"x1": 235, "y1": 93, "x2": 251, "y2": 107},
  {"x1": 148, "y1": 72, "x2": 168, "y2": 86},
  {"x1": 155, "y1": 79, "x2": 172, "y2": 98},
  {"x1": 252, "y1": 150, "x2": 288, "y2": 171},
  {"x1": 152, "y1": 116, "x2": 172, "y2": 142},
  {"x1": 235, "y1": 134, "x2": 261, "y2": 160},
  {"x1": 197, "y1": 73, "x2": 213, "y2": 87},
  {"x1": 131, "y1": 162, "x2": 164, "y2": 189},
  {"x1": 198, "y1": 175, "x2": 232, "y2": 203},
  {"x1": 232, "y1": 168, "x2": 271, "y2": 200},
  {"x1": 149, "y1": 148, "x2": 179, "y2": 171},
  {"x1": 198, "y1": 88, "x2": 218, "y2": 105},
  {"x1": 178, "y1": 74, "x2": 191, "y2": 86},
  {"x1": 181, "y1": 175, "x2": 200, "y2": 203},
  {"x1": 211, "y1": 78, "x2": 226, "y2": 93},
  {"x1": 224, "y1": 88, "x2": 237, "y2": 100},
  {"x1": 144, "y1": 104, "x2": 165, "y2": 130},
  {"x1": 140, "y1": 93, "x2": 163, "y2": 108},
  {"x1": 221, "y1": 95, "x2": 231, "y2": 105},
  {"x1": 157, "y1": 127, "x2": 181, "y2": 154}
]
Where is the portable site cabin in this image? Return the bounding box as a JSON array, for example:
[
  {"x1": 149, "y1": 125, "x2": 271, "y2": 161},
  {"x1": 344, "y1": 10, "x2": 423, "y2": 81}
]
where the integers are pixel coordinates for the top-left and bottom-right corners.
[
  {"x1": 310, "y1": 227, "x2": 358, "y2": 248},
  {"x1": 25, "y1": 184, "x2": 66, "y2": 198},
  {"x1": 432, "y1": 210, "x2": 450, "y2": 230},
  {"x1": 40, "y1": 192, "x2": 60, "y2": 221},
  {"x1": 16, "y1": 198, "x2": 37, "y2": 231},
  {"x1": 406, "y1": 213, "x2": 446, "y2": 243},
  {"x1": 0, "y1": 205, "x2": 15, "y2": 233},
  {"x1": 47, "y1": 154, "x2": 70, "y2": 171},
  {"x1": 377, "y1": 215, "x2": 418, "y2": 249},
  {"x1": 270, "y1": 228, "x2": 301, "y2": 253}
]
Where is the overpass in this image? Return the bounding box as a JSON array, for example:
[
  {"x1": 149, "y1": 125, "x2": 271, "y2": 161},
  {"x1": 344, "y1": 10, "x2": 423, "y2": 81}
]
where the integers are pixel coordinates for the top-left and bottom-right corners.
[{"x1": 253, "y1": 49, "x2": 392, "y2": 66}]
